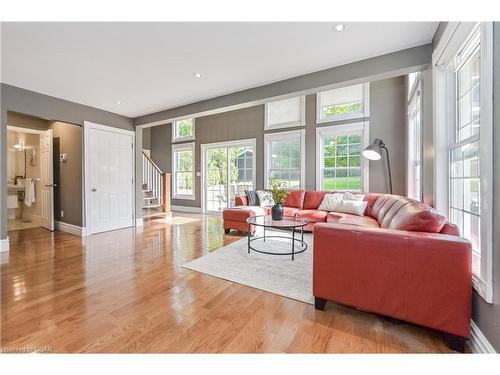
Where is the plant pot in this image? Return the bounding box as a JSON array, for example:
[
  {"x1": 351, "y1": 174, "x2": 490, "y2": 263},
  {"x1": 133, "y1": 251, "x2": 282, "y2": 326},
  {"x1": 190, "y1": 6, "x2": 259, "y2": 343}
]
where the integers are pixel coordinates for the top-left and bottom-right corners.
[{"x1": 271, "y1": 203, "x2": 284, "y2": 221}]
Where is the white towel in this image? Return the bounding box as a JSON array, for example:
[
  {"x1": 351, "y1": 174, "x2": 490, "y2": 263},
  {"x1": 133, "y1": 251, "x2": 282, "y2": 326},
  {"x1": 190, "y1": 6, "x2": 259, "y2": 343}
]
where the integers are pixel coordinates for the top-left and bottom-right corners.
[{"x1": 24, "y1": 178, "x2": 36, "y2": 207}]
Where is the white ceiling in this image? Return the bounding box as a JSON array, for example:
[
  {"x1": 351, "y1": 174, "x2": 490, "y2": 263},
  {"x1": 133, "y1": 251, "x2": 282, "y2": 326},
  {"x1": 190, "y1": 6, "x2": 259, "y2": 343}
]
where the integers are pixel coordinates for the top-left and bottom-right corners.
[{"x1": 1, "y1": 22, "x2": 438, "y2": 118}]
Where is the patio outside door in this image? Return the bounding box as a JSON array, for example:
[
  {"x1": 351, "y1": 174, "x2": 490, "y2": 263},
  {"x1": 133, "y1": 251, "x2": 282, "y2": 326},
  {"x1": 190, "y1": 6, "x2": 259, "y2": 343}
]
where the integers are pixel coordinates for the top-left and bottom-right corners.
[{"x1": 202, "y1": 139, "x2": 255, "y2": 213}]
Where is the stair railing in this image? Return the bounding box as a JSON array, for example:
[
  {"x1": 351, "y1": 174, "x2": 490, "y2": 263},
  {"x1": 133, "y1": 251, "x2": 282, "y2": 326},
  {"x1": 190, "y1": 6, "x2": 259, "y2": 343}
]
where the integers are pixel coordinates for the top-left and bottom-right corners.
[{"x1": 142, "y1": 151, "x2": 168, "y2": 212}]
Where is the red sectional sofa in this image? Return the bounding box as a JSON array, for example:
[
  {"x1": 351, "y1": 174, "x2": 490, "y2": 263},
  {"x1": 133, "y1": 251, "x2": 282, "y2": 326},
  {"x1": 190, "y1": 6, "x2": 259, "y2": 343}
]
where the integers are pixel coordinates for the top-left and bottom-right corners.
[{"x1": 227, "y1": 190, "x2": 472, "y2": 351}]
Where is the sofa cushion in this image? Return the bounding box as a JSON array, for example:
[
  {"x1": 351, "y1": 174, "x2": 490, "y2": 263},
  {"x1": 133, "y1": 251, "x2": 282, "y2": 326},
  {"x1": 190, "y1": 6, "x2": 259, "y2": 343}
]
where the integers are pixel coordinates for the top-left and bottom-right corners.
[
  {"x1": 296, "y1": 209, "x2": 328, "y2": 223},
  {"x1": 388, "y1": 202, "x2": 447, "y2": 233},
  {"x1": 283, "y1": 206, "x2": 300, "y2": 217},
  {"x1": 245, "y1": 190, "x2": 259, "y2": 206},
  {"x1": 337, "y1": 199, "x2": 368, "y2": 216},
  {"x1": 337, "y1": 216, "x2": 380, "y2": 228},
  {"x1": 256, "y1": 190, "x2": 274, "y2": 207},
  {"x1": 304, "y1": 191, "x2": 329, "y2": 210},
  {"x1": 223, "y1": 206, "x2": 266, "y2": 221},
  {"x1": 318, "y1": 193, "x2": 343, "y2": 212},
  {"x1": 326, "y1": 211, "x2": 363, "y2": 223},
  {"x1": 284, "y1": 190, "x2": 305, "y2": 209}
]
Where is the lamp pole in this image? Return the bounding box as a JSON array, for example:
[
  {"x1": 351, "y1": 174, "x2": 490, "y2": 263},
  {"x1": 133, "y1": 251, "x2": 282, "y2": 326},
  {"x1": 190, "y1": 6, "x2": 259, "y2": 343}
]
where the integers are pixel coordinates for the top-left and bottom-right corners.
[{"x1": 381, "y1": 144, "x2": 393, "y2": 195}]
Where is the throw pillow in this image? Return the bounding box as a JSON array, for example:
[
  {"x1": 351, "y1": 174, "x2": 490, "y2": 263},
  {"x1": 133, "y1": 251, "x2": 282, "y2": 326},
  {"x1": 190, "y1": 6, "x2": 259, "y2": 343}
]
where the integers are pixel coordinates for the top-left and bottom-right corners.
[
  {"x1": 337, "y1": 199, "x2": 368, "y2": 216},
  {"x1": 343, "y1": 191, "x2": 365, "y2": 201},
  {"x1": 245, "y1": 190, "x2": 260, "y2": 206},
  {"x1": 256, "y1": 190, "x2": 275, "y2": 207},
  {"x1": 318, "y1": 193, "x2": 344, "y2": 212}
]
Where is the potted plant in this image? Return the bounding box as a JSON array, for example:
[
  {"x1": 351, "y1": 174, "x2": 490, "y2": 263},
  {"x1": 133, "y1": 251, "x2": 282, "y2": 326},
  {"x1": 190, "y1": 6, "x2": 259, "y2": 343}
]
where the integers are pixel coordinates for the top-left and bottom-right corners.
[{"x1": 269, "y1": 176, "x2": 289, "y2": 221}]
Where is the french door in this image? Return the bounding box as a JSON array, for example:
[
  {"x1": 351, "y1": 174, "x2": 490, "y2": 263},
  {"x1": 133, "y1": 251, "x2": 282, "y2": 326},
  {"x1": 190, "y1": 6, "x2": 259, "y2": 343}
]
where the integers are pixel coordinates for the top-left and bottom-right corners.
[{"x1": 202, "y1": 139, "x2": 256, "y2": 213}]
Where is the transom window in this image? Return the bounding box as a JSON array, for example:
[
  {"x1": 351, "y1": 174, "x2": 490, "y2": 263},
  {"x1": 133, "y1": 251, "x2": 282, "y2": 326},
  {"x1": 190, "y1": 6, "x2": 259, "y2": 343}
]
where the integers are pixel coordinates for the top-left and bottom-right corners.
[
  {"x1": 264, "y1": 96, "x2": 305, "y2": 130},
  {"x1": 316, "y1": 123, "x2": 368, "y2": 192},
  {"x1": 317, "y1": 83, "x2": 370, "y2": 123},
  {"x1": 172, "y1": 118, "x2": 195, "y2": 141},
  {"x1": 172, "y1": 142, "x2": 195, "y2": 199},
  {"x1": 264, "y1": 130, "x2": 305, "y2": 189}
]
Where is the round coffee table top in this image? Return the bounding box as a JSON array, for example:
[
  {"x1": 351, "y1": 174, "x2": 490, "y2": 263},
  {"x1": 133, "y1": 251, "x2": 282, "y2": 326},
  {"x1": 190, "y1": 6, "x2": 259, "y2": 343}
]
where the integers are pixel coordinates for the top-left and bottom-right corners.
[{"x1": 246, "y1": 215, "x2": 309, "y2": 229}]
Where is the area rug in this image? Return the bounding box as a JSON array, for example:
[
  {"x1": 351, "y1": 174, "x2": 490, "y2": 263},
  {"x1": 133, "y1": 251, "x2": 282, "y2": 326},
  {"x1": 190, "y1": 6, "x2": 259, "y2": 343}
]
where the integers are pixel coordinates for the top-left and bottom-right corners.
[{"x1": 182, "y1": 230, "x2": 314, "y2": 304}]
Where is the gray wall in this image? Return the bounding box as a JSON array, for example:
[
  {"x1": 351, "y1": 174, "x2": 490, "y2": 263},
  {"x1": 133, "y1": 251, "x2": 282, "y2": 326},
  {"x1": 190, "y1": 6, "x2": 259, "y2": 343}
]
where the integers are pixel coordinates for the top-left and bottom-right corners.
[
  {"x1": 50, "y1": 121, "x2": 83, "y2": 227},
  {"x1": 1, "y1": 84, "x2": 133, "y2": 239},
  {"x1": 148, "y1": 76, "x2": 407, "y2": 209}
]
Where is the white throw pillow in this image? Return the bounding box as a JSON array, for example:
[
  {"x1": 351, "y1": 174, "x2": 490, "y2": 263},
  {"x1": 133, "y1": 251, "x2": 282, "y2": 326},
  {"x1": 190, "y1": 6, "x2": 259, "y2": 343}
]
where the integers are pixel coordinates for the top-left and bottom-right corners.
[
  {"x1": 256, "y1": 190, "x2": 275, "y2": 207},
  {"x1": 343, "y1": 192, "x2": 365, "y2": 201},
  {"x1": 337, "y1": 199, "x2": 367, "y2": 216},
  {"x1": 318, "y1": 193, "x2": 344, "y2": 212}
]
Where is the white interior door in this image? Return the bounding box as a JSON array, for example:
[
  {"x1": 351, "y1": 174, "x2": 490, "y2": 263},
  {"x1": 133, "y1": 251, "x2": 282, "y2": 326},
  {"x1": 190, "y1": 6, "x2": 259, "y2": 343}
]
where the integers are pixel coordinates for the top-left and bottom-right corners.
[
  {"x1": 40, "y1": 129, "x2": 54, "y2": 231},
  {"x1": 86, "y1": 124, "x2": 134, "y2": 234}
]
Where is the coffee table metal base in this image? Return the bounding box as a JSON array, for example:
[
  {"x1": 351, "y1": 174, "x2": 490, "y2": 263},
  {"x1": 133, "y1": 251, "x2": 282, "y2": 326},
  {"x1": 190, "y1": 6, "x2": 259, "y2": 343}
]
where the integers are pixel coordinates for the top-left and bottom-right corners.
[{"x1": 247, "y1": 227, "x2": 307, "y2": 261}]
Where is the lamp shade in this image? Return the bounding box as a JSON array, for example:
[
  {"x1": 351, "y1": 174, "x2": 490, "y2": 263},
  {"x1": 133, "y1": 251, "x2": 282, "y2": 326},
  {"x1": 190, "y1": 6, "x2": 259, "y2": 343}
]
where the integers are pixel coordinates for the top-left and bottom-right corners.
[{"x1": 362, "y1": 138, "x2": 384, "y2": 160}]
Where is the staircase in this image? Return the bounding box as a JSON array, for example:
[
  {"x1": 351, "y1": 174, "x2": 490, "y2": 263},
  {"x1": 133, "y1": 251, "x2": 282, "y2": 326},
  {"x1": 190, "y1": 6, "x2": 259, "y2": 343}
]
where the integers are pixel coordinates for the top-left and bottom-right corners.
[{"x1": 142, "y1": 151, "x2": 170, "y2": 219}]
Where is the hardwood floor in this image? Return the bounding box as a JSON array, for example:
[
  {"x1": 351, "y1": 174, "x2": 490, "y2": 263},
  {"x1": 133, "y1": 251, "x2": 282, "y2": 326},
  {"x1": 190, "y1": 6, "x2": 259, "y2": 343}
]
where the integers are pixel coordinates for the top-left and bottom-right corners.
[{"x1": 0, "y1": 212, "x2": 455, "y2": 353}]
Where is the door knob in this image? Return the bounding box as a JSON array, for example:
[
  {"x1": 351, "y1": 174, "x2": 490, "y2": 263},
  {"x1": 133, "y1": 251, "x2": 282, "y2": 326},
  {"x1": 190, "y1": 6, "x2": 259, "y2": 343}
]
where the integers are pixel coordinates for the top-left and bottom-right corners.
[
  {"x1": 91, "y1": 188, "x2": 97, "y2": 192},
  {"x1": 45, "y1": 184, "x2": 53, "y2": 188}
]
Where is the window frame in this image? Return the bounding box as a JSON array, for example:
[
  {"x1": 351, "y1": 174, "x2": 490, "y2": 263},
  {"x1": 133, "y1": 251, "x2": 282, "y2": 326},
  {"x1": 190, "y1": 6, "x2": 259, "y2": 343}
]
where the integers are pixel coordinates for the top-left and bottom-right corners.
[
  {"x1": 315, "y1": 122, "x2": 370, "y2": 192},
  {"x1": 264, "y1": 96, "x2": 306, "y2": 130},
  {"x1": 433, "y1": 22, "x2": 493, "y2": 303},
  {"x1": 172, "y1": 118, "x2": 195, "y2": 142},
  {"x1": 264, "y1": 129, "x2": 305, "y2": 190},
  {"x1": 316, "y1": 83, "x2": 370, "y2": 124},
  {"x1": 407, "y1": 72, "x2": 424, "y2": 201},
  {"x1": 171, "y1": 141, "x2": 196, "y2": 200}
]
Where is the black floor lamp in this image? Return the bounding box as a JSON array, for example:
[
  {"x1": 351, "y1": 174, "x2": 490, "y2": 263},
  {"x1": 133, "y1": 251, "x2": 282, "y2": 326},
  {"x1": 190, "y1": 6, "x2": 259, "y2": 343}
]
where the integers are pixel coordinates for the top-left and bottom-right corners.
[{"x1": 362, "y1": 138, "x2": 393, "y2": 194}]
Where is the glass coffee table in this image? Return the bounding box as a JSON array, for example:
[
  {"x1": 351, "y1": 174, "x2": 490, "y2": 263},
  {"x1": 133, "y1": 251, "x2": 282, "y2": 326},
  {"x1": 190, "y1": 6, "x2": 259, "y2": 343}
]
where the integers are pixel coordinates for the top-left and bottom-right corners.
[{"x1": 246, "y1": 215, "x2": 309, "y2": 261}]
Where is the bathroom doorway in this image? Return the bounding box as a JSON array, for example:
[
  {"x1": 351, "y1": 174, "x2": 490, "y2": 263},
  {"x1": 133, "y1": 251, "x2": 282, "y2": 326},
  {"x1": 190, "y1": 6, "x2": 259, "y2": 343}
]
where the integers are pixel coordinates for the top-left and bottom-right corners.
[{"x1": 7, "y1": 126, "x2": 54, "y2": 231}]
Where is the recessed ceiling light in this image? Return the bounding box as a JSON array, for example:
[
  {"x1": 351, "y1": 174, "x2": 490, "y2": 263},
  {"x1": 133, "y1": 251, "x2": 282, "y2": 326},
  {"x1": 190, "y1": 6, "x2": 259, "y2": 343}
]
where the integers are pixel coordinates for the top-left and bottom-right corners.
[
  {"x1": 335, "y1": 24, "x2": 345, "y2": 32},
  {"x1": 115, "y1": 100, "x2": 122, "y2": 104},
  {"x1": 193, "y1": 73, "x2": 202, "y2": 78}
]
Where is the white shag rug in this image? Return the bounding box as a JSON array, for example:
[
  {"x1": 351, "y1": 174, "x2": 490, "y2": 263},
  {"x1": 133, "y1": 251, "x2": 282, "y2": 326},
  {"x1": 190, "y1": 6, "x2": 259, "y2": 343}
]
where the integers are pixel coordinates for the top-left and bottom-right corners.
[{"x1": 182, "y1": 230, "x2": 314, "y2": 304}]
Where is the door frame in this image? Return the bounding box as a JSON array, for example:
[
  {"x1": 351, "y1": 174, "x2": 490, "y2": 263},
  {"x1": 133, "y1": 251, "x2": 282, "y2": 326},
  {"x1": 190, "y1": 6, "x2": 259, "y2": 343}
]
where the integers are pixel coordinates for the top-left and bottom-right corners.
[
  {"x1": 83, "y1": 121, "x2": 135, "y2": 235},
  {"x1": 6, "y1": 125, "x2": 54, "y2": 231},
  {"x1": 201, "y1": 138, "x2": 256, "y2": 214}
]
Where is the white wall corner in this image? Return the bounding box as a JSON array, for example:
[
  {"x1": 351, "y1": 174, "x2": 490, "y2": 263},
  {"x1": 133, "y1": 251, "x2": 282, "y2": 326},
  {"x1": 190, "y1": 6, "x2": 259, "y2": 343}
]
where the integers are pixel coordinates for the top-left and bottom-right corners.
[
  {"x1": 468, "y1": 320, "x2": 497, "y2": 354},
  {"x1": 0, "y1": 237, "x2": 10, "y2": 253}
]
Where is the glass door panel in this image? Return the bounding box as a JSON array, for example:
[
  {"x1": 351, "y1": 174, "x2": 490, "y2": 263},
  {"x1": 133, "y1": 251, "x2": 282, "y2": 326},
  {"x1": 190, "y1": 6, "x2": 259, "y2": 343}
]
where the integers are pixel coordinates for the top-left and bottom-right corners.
[
  {"x1": 228, "y1": 145, "x2": 254, "y2": 207},
  {"x1": 206, "y1": 147, "x2": 228, "y2": 212}
]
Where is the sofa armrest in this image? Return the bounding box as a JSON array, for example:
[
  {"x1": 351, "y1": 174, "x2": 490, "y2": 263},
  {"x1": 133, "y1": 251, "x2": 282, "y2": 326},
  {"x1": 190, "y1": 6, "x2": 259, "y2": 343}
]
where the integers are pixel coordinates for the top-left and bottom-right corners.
[
  {"x1": 313, "y1": 223, "x2": 472, "y2": 338},
  {"x1": 235, "y1": 195, "x2": 248, "y2": 206}
]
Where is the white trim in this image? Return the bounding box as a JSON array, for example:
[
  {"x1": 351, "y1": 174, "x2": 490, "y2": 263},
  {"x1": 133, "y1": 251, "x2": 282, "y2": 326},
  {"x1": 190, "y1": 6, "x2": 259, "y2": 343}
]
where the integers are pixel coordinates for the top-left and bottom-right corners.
[
  {"x1": 264, "y1": 96, "x2": 305, "y2": 130},
  {"x1": 201, "y1": 138, "x2": 257, "y2": 214},
  {"x1": 264, "y1": 129, "x2": 305, "y2": 190},
  {"x1": 172, "y1": 118, "x2": 195, "y2": 143},
  {"x1": 55, "y1": 221, "x2": 85, "y2": 236},
  {"x1": 0, "y1": 237, "x2": 9, "y2": 253},
  {"x1": 315, "y1": 122, "x2": 369, "y2": 192},
  {"x1": 135, "y1": 218, "x2": 144, "y2": 227},
  {"x1": 171, "y1": 205, "x2": 202, "y2": 213},
  {"x1": 468, "y1": 320, "x2": 497, "y2": 354},
  {"x1": 433, "y1": 22, "x2": 494, "y2": 303},
  {"x1": 83, "y1": 121, "x2": 136, "y2": 236},
  {"x1": 171, "y1": 141, "x2": 196, "y2": 200},
  {"x1": 316, "y1": 83, "x2": 370, "y2": 124}
]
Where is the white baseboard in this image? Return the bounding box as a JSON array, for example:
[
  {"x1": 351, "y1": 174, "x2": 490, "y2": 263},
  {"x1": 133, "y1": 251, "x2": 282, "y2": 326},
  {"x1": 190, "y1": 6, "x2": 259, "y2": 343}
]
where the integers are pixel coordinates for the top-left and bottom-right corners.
[
  {"x1": 55, "y1": 221, "x2": 85, "y2": 237},
  {"x1": 171, "y1": 205, "x2": 202, "y2": 213},
  {"x1": 136, "y1": 218, "x2": 144, "y2": 226},
  {"x1": 468, "y1": 320, "x2": 497, "y2": 353},
  {"x1": 0, "y1": 237, "x2": 9, "y2": 253}
]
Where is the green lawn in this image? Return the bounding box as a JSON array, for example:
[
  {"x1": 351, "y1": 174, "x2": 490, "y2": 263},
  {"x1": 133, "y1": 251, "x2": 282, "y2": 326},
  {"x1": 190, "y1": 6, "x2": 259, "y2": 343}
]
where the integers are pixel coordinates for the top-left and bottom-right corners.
[{"x1": 322, "y1": 177, "x2": 361, "y2": 191}]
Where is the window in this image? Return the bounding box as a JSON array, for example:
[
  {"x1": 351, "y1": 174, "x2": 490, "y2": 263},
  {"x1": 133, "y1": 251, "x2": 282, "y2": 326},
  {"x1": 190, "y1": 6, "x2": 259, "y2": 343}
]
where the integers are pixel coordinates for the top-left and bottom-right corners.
[
  {"x1": 172, "y1": 142, "x2": 195, "y2": 199},
  {"x1": 433, "y1": 22, "x2": 493, "y2": 302},
  {"x1": 316, "y1": 83, "x2": 370, "y2": 123},
  {"x1": 265, "y1": 96, "x2": 305, "y2": 130},
  {"x1": 407, "y1": 72, "x2": 423, "y2": 201},
  {"x1": 264, "y1": 130, "x2": 305, "y2": 189},
  {"x1": 172, "y1": 118, "x2": 195, "y2": 142},
  {"x1": 316, "y1": 123, "x2": 369, "y2": 192}
]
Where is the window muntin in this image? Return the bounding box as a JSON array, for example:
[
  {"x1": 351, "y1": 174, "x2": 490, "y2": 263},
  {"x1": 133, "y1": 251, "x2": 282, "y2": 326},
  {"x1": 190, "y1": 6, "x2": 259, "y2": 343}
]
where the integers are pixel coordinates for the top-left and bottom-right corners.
[
  {"x1": 316, "y1": 123, "x2": 368, "y2": 192},
  {"x1": 317, "y1": 83, "x2": 369, "y2": 123},
  {"x1": 264, "y1": 130, "x2": 304, "y2": 189},
  {"x1": 172, "y1": 142, "x2": 195, "y2": 199},
  {"x1": 172, "y1": 118, "x2": 195, "y2": 141}
]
